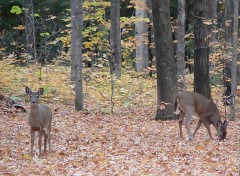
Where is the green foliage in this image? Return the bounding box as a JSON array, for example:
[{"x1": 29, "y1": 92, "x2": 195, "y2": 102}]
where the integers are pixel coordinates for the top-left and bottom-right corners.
[
  {"x1": 10, "y1": 5, "x2": 22, "y2": 15},
  {"x1": 1, "y1": 0, "x2": 141, "y2": 67},
  {"x1": 40, "y1": 32, "x2": 50, "y2": 37},
  {"x1": 0, "y1": 0, "x2": 70, "y2": 60}
]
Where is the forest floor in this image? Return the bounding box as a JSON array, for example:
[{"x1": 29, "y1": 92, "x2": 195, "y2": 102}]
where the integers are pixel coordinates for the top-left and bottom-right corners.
[
  {"x1": 0, "y1": 60, "x2": 239, "y2": 175},
  {"x1": 0, "y1": 102, "x2": 239, "y2": 176}
]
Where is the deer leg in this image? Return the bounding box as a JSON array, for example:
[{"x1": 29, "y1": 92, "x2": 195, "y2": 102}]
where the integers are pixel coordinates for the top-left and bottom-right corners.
[
  {"x1": 43, "y1": 130, "x2": 47, "y2": 153},
  {"x1": 38, "y1": 128, "x2": 43, "y2": 155},
  {"x1": 202, "y1": 120, "x2": 214, "y2": 139},
  {"x1": 30, "y1": 128, "x2": 35, "y2": 156},
  {"x1": 179, "y1": 119, "x2": 183, "y2": 139},
  {"x1": 193, "y1": 120, "x2": 202, "y2": 138},
  {"x1": 47, "y1": 125, "x2": 51, "y2": 153},
  {"x1": 179, "y1": 111, "x2": 184, "y2": 139},
  {"x1": 185, "y1": 112, "x2": 193, "y2": 140}
]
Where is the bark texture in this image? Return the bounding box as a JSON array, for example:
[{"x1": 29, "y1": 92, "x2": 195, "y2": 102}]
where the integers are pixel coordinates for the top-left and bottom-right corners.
[
  {"x1": 151, "y1": 0, "x2": 178, "y2": 120},
  {"x1": 110, "y1": 0, "x2": 122, "y2": 78},
  {"x1": 71, "y1": 0, "x2": 84, "y2": 110}
]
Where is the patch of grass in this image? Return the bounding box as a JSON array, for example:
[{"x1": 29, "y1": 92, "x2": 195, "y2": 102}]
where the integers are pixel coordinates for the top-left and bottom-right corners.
[
  {"x1": 2, "y1": 59, "x2": 234, "y2": 115},
  {"x1": 0, "y1": 60, "x2": 158, "y2": 113}
]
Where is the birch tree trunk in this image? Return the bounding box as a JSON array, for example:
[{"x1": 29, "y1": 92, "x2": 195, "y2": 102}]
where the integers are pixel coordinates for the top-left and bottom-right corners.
[{"x1": 135, "y1": 0, "x2": 149, "y2": 72}]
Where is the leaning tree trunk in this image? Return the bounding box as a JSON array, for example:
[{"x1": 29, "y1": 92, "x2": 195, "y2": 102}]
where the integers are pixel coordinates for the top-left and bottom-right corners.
[
  {"x1": 176, "y1": 0, "x2": 186, "y2": 92},
  {"x1": 110, "y1": 0, "x2": 121, "y2": 78},
  {"x1": 135, "y1": 0, "x2": 149, "y2": 72},
  {"x1": 151, "y1": 0, "x2": 178, "y2": 120},
  {"x1": 71, "y1": 0, "x2": 83, "y2": 111},
  {"x1": 193, "y1": 0, "x2": 212, "y2": 99}
]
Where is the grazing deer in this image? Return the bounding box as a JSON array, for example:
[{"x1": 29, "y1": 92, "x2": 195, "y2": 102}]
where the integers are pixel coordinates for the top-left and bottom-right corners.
[
  {"x1": 174, "y1": 91, "x2": 227, "y2": 141},
  {"x1": 25, "y1": 87, "x2": 52, "y2": 156}
]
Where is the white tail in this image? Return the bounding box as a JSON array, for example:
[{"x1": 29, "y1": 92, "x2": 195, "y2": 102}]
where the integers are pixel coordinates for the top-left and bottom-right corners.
[
  {"x1": 174, "y1": 91, "x2": 227, "y2": 141},
  {"x1": 25, "y1": 87, "x2": 52, "y2": 156}
]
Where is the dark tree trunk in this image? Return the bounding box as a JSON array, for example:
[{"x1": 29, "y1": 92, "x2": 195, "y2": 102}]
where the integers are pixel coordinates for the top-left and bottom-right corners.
[
  {"x1": 24, "y1": 0, "x2": 36, "y2": 62},
  {"x1": 110, "y1": 0, "x2": 121, "y2": 78},
  {"x1": 151, "y1": 0, "x2": 178, "y2": 120},
  {"x1": 147, "y1": 0, "x2": 155, "y2": 77},
  {"x1": 223, "y1": 0, "x2": 234, "y2": 100},
  {"x1": 193, "y1": 0, "x2": 211, "y2": 99}
]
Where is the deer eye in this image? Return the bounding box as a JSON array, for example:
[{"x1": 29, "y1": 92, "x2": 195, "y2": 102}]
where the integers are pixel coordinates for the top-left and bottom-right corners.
[{"x1": 36, "y1": 95, "x2": 39, "y2": 98}]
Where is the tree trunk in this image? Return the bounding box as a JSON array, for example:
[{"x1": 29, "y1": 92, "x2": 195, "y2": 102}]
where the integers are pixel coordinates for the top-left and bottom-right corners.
[
  {"x1": 223, "y1": 0, "x2": 234, "y2": 99},
  {"x1": 208, "y1": 0, "x2": 217, "y2": 72},
  {"x1": 230, "y1": 0, "x2": 238, "y2": 121},
  {"x1": 209, "y1": 0, "x2": 217, "y2": 53},
  {"x1": 71, "y1": 0, "x2": 83, "y2": 111},
  {"x1": 151, "y1": 0, "x2": 178, "y2": 120},
  {"x1": 176, "y1": 0, "x2": 186, "y2": 92},
  {"x1": 225, "y1": 0, "x2": 234, "y2": 45},
  {"x1": 147, "y1": 0, "x2": 155, "y2": 76},
  {"x1": 24, "y1": 0, "x2": 36, "y2": 62},
  {"x1": 110, "y1": 0, "x2": 121, "y2": 78},
  {"x1": 193, "y1": 0, "x2": 211, "y2": 99},
  {"x1": 135, "y1": 0, "x2": 149, "y2": 72}
]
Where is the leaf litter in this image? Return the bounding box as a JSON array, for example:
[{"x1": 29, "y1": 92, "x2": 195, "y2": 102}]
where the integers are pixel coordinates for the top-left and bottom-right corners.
[{"x1": 0, "y1": 102, "x2": 239, "y2": 176}]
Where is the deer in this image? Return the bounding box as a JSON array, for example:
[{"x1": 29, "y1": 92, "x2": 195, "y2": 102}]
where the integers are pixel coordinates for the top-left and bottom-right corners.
[
  {"x1": 25, "y1": 87, "x2": 52, "y2": 156},
  {"x1": 174, "y1": 91, "x2": 227, "y2": 141}
]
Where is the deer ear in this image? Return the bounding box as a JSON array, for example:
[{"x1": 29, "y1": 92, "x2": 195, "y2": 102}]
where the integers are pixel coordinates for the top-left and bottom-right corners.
[
  {"x1": 222, "y1": 120, "x2": 227, "y2": 130},
  {"x1": 25, "y1": 87, "x2": 31, "y2": 95},
  {"x1": 38, "y1": 88, "x2": 44, "y2": 95}
]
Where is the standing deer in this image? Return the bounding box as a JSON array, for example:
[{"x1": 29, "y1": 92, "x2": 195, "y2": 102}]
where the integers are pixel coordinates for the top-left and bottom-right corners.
[
  {"x1": 174, "y1": 91, "x2": 227, "y2": 141},
  {"x1": 25, "y1": 87, "x2": 52, "y2": 156}
]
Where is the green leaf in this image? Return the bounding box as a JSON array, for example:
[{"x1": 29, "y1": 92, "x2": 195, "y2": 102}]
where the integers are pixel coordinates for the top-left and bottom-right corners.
[
  {"x1": 40, "y1": 32, "x2": 50, "y2": 37},
  {"x1": 34, "y1": 13, "x2": 40, "y2": 17},
  {"x1": 10, "y1": 6, "x2": 22, "y2": 15}
]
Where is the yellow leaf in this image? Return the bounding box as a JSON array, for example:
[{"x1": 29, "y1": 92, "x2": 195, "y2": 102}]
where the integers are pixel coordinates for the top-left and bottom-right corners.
[
  {"x1": 96, "y1": 152, "x2": 105, "y2": 157},
  {"x1": 23, "y1": 154, "x2": 33, "y2": 160},
  {"x1": 101, "y1": 159, "x2": 108, "y2": 165},
  {"x1": 195, "y1": 144, "x2": 204, "y2": 150},
  {"x1": 17, "y1": 149, "x2": 24, "y2": 158}
]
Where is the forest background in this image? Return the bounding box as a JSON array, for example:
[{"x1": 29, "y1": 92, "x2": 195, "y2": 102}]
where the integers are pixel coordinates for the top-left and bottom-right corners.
[{"x1": 0, "y1": 0, "x2": 239, "y2": 175}]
